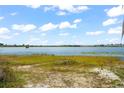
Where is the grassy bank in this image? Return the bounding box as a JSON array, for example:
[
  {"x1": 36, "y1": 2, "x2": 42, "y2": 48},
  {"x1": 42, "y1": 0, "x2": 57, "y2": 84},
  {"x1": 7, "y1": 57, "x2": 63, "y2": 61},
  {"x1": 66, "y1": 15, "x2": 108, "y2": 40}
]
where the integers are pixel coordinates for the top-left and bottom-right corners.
[{"x1": 0, "y1": 55, "x2": 124, "y2": 88}]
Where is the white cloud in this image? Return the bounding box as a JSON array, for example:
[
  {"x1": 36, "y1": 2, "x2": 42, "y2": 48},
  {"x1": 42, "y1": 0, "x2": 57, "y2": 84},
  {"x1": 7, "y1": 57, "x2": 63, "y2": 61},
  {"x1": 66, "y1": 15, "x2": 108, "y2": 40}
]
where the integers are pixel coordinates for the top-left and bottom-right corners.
[
  {"x1": 26, "y1": 36, "x2": 48, "y2": 45},
  {"x1": 41, "y1": 33, "x2": 46, "y2": 36},
  {"x1": 104, "y1": 9, "x2": 108, "y2": 12},
  {"x1": 106, "y1": 5, "x2": 124, "y2": 17},
  {"x1": 102, "y1": 18, "x2": 118, "y2": 26},
  {"x1": 55, "y1": 5, "x2": 89, "y2": 13},
  {"x1": 0, "y1": 27, "x2": 10, "y2": 34},
  {"x1": 13, "y1": 33, "x2": 19, "y2": 36},
  {"x1": 12, "y1": 24, "x2": 36, "y2": 32},
  {"x1": 108, "y1": 26, "x2": 121, "y2": 34},
  {"x1": 26, "y1": 5, "x2": 41, "y2": 9},
  {"x1": 0, "y1": 27, "x2": 20, "y2": 39},
  {"x1": 39, "y1": 23, "x2": 58, "y2": 32},
  {"x1": 44, "y1": 6, "x2": 56, "y2": 12},
  {"x1": 41, "y1": 40, "x2": 48, "y2": 45},
  {"x1": 96, "y1": 38, "x2": 110, "y2": 44},
  {"x1": 56, "y1": 11, "x2": 66, "y2": 16},
  {"x1": 10, "y1": 12, "x2": 17, "y2": 16},
  {"x1": 55, "y1": 41, "x2": 64, "y2": 45},
  {"x1": 25, "y1": 37, "x2": 40, "y2": 45},
  {"x1": 0, "y1": 35, "x2": 12, "y2": 39},
  {"x1": 39, "y1": 18, "x2": 81, "y2": 32},
  {"x1": 109, "y1": 38, "x2": 120, "y2": 44},
  {"x1": 86, "y1": 31, "x2": 104, "y2": 36},
  {"x1": 73, "y1": 19, "x2": 82, "y2": 23},
  {"x1": 44, "y1": 5, "x2": 89, "y2": 15},
  {"x1": 59, "y1": 32, "x2": 69, "y2": 36},
  {"x1": 74, "y1": 40, "x2": 84, "y2": 45},
  {"x1": 0, "y1": 16, "x2": 4, "y2": 20},
  {"x1": 59, "y1": 21, "x2": 77, "y2": 29},
  {"x1": 0, "y1": 27, "x2": 12, "y2": 39}
]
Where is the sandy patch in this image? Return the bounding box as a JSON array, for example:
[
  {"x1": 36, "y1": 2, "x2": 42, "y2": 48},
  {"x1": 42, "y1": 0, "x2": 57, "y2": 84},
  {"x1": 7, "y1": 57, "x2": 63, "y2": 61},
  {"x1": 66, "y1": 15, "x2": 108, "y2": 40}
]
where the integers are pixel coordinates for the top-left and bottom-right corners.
[
  {"x1": 24, "y1": 71, "x2": 98, "y2": 88},
  {"x1": 92, "y1": 68, "x2": 120, "y2": 80}
]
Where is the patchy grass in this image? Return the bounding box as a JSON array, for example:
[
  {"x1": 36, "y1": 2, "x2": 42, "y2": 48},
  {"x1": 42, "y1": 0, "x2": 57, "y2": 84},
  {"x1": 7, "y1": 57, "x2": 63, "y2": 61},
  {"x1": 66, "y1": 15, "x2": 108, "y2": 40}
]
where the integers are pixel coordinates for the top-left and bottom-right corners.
[
  {"x1": 0, "y1": 55, "x2": 124, "y2": 87},
  {"x1": 113, "y1": 68, "x2": 124, "y2": 80}
]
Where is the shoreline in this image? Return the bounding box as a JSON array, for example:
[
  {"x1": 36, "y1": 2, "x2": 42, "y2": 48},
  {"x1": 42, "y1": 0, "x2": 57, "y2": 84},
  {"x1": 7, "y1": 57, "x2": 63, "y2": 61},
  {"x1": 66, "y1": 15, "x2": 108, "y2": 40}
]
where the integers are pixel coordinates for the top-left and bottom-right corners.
[{"x1": 0, "y1": 46, "x2": 124, "y2": 48}]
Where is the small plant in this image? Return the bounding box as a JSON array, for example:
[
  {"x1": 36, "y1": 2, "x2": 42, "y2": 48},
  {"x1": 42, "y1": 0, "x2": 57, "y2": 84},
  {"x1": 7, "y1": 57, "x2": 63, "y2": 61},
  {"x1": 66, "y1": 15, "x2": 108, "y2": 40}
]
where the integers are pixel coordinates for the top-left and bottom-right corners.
[
  {"x1": 0, "y1": 67, "x2": 16, "y2": 82},
  {"x1": 0, "y1": 66, "x2": 24, "y2": 87},
  {"x1": 55, "y1": 59, "x2": 78, "y2": 65}
]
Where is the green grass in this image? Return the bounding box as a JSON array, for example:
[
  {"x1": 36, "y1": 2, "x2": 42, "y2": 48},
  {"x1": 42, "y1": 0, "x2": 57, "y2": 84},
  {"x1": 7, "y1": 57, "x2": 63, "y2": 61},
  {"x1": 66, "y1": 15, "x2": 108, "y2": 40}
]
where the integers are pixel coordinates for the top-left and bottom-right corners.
[
  {"x1": 0, "y1": 66, "x2": 25, "y2": 88},
  {"x1": 114, "y1": 68, "x2": 124, "y2": 80},
  {"x1": 0, "y1": 55, "x2": 124, "y2": 87}
]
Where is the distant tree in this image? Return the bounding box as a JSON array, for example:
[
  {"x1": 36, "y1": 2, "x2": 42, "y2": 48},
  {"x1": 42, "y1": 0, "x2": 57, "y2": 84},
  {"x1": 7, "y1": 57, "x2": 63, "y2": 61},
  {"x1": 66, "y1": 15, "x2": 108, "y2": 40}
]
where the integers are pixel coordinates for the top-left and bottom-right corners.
[
  {"x1": 0, "y1": 43, "x2": 4, "y2": 46},
  {"x1": 25, "y1": 45, "x2": 29, "y2": 48},
  {"x1": 22, "y1": 44, "x2": 25, "y2": 47},
  {"x1": 100, "y1": 44, "x2": 104, "y2": 47},
  {"x1": 14, "y1": 44, "x2": 17, "y2": 47}
]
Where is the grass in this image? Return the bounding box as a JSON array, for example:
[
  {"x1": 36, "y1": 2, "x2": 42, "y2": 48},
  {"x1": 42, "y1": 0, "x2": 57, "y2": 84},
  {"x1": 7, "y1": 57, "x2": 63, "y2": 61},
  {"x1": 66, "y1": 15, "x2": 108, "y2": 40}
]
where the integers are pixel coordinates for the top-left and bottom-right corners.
[
  {"x1": 54, "y1": 59, "x2": 79, "y2": 65},
  {"x1": 0, "y1": 55, "x2": 124, "y2": 87},
  {"x1": 114, "y1": 68, "x2": 124, "y2": 80},
  {"x1": 0, "y1": 66, "x2": 25, "y2": 88}
]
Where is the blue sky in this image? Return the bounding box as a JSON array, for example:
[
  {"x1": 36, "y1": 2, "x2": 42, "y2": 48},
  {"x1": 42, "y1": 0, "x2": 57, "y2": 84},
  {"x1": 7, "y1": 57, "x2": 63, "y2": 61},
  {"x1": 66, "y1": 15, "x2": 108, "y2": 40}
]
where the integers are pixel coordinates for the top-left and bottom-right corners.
[{"x1": 0, "y1": 5, "x2": 124, "y2": 45}]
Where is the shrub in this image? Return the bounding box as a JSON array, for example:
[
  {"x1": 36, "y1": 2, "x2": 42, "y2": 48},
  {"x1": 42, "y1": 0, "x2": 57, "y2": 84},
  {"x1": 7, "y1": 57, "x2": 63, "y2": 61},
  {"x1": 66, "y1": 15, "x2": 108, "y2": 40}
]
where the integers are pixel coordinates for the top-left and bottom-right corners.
[
  {"x1": 54, "y1": 59, "x2": 78, "y2": 66},
  {"x1": 0, "y1": 66, "x2": 24, "y2": 87}
]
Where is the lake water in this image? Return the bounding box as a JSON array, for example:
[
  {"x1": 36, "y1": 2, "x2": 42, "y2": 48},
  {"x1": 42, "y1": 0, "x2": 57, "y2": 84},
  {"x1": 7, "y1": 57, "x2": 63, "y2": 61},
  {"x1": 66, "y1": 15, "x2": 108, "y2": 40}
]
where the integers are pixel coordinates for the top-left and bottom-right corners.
[{"x1": 0, "y1": 47, "x2": 124, "y2": 57}]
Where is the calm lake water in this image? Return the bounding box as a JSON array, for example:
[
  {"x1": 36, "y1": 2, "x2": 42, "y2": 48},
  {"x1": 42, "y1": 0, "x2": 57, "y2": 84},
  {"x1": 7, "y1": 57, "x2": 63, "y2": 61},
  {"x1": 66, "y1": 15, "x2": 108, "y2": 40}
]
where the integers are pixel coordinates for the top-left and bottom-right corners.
[{"x1": 0, "y1": 47, "x2": 124, "y2": 57}]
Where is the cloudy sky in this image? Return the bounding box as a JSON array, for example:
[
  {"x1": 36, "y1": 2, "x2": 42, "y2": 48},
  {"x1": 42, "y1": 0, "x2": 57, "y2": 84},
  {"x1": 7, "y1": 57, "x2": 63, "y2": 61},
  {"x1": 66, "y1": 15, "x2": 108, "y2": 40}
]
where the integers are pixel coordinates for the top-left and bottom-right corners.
[{"x1": 0, "y1": 5, "x2": 124, "y2": 45}]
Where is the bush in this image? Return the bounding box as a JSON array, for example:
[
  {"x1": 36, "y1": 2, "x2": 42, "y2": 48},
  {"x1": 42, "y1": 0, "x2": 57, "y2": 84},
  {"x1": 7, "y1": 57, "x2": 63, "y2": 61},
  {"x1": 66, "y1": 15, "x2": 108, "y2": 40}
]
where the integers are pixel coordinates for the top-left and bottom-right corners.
[
  {"x1": 55, "y1": 59, "x2": 78, "y2": 65},
  {"x1": 0, "y1": 66, "x2": 16, "y2": 82},
  {"x1": 0, "y1": 66, "x2": 24, "y2": 88}
]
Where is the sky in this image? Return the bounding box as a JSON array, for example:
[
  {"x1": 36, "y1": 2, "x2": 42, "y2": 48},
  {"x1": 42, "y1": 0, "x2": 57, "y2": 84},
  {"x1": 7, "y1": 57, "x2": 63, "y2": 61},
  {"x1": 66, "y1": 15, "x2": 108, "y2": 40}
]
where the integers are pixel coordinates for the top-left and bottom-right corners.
[{"x1": 0, "y1": 5, "x2": 124, "y2": 45}]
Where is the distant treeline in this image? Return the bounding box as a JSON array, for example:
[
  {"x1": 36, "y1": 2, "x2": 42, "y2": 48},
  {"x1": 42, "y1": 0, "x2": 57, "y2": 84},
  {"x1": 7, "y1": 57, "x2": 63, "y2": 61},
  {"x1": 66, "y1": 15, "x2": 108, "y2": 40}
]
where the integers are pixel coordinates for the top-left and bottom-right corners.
[{"x1": 0, "y1": 43, "x2": 124, "y2": 47}]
